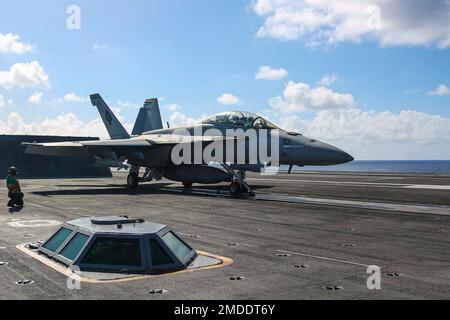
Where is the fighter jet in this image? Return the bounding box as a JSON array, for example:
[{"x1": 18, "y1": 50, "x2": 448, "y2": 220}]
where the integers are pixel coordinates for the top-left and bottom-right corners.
[{"x1": 24, "y1": 94, "x2": 353, "y2": 195}]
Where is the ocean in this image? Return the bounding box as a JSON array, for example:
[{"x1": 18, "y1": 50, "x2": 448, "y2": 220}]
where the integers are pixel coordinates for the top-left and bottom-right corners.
[{"x1": 287, "y1": 160, "x2": 450, "y2": 174}]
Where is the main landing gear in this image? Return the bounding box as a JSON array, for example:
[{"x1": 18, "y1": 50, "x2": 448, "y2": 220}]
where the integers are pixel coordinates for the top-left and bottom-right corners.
[
  {"x1": 127, "y1": 166, "x2": 140, "y2": 188},
  {"x1": 126, "y1": 166, "x2": 155, "y2": 188},
  {"x1": 127, "y1": 172, "x2": 139, "y2": 188},
  {"x1": 221, "y1": 164, "x2": 255, "y2": 196},
  {"x1": 182, "y1": 181, "x2": 193, "y2": 188}
]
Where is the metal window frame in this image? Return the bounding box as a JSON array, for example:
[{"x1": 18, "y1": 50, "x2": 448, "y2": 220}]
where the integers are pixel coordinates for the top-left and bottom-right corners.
[
  {"x1": 158, "y1": 229, "x2": 197, "y2": 267},
  {"x1": 39, "y1": 227, "x2": 76, "y2": 261},
  {"x1": 76, "y1": 234, "x2": 146, "y2": 272},
  {"x1": 58, "y1": 231, "x2": 92, "y2": 264},
  {"x1": 39, "y1": 225, "x2": 93, "y2": 266}
]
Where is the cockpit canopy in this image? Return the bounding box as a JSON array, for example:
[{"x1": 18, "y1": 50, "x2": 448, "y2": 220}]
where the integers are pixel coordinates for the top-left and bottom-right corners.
[{"x1": 202, "y1": 111, "x2": 279, "y2": 129}]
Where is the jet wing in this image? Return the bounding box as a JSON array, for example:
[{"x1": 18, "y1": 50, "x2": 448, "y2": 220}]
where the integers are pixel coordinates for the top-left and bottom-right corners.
[
  {"x1": 23, "y1": 141, "x2": 89, "y2": 157},
  {"x1": 23, "y1": 134, "x2": 235, "y2": 158}
]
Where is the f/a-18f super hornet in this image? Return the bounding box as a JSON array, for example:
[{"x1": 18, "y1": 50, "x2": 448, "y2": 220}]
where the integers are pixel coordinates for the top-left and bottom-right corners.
[{"x1": 24, "y1": 94, "x2": 353, "y2": 195}]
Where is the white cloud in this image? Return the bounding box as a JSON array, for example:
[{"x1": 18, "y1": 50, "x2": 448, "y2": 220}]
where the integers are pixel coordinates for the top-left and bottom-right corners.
[
  {"x1": 306, "y1": 109, "x2": 450, "y2": 143},
  {"x1": 428, "y1": 84, "x2": 450, "y2": 96},
  {"x1": 265, "y1": 108, "x2": 450, "y2": 159},
  {"x1": 262, "y1": 78, "x2": 450, "y2": 159},
  {"x1": 252, "y1": 0, "x2": 450, "y2": 48},
  {"x1": 0, "y1": 95, "x2": 4, "y2": 110},
  {"x1": 0, "y1": 112, "x2": 134, "y2": 139},
  {"x1": 169, "y1": 111, "x2": 201, "y2": 127},
  {"x1": 116, "y1": 100, "x2": 139, "y2": 109},
  {"x1": 270, "y1": 80, "x2": 355, "y2": 112},
  {"x1": 92, "y1": 43, "x2": 109, "y2": 50},
  {"x1": 164, "y1": 104, "x2": 180, "y2": 112},
  {"x1": 0, "y1": 33, "x2": 34, "y2": 54},
  {"x1": 0, "y1": 61, "x2": 50, "y2": 89},
  {"x1": 255, "y1": 65, "x2": 288, "y2": 80},
  {"x1": 63, "y1": 93, "x2": 87, "y2": 103},
  {"x1": 217, "y1": 93, "x2": 240, "y2": 105},
  {"x1": 111, "y1": 107, "x2": 122, "y2": 115},
  {"x1": 318, "y1": 74, "x2": 339, "y2": 87},
  {"x1": 28, "y1": 91, "x2": 43, "y2": 104}
]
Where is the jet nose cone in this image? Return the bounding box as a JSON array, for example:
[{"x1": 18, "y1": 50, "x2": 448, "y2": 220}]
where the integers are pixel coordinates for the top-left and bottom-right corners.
[
  {"x1": 306, "y1": 140, "x2": 354, "y2": 165},
  {"x1": 339, "y1": 151, "x2": 354, "y2": 164}
]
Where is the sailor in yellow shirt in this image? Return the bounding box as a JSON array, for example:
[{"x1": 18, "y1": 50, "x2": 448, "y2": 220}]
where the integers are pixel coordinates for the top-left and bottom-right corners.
[{"x1": 6, "y1": 167, "x2": 24, "y2": 208}]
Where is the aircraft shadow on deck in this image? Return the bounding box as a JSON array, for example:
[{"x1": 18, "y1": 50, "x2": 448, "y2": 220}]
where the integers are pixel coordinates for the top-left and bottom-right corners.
[{"x1": 30, "y1": 183, "x2": 272, "y2": 197}]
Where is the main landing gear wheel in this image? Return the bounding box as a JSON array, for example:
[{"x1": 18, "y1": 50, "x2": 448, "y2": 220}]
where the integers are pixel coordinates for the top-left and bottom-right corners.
[
  {"x1": 230, "y1": 182, "x2": 241, "y2": 195},
  {"x1": 127, "y1": 173, "x2": 139, "y2": 188},
  {"x1": 182, "y1": 181, "x2": 193, "y2": 188}
]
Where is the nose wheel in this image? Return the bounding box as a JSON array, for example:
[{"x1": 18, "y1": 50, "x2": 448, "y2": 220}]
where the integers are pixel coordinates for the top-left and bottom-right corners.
[
  {"x1": 229, "y1": 181, "x2": 244, "y2": 195},
  {"x1": 127, "y1": 172, "x2": 139, "y2": 188}
]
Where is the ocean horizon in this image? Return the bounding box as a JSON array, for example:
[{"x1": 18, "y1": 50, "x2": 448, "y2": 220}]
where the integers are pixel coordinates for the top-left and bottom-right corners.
[{"x1": 286, "y1": 160, "x2": 450, "y2": 174}]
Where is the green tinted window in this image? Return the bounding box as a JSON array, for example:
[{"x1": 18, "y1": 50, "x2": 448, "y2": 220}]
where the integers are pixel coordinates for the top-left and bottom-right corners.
[
  {"x1": 60, "y1": 233, "x2": 89, "y2": 261},
  {"x1": 83, "y1": 238, "x2": 141, "y2": 266},
  {"x1": 43, "y1": 228, "x2": 72, "y2": 252},
  {"x1": 149, "y1": 239, "x2": 174, "y2": 266},
  {"x1": 161, "y1": 232, "x2": 192, "y2": 262}
]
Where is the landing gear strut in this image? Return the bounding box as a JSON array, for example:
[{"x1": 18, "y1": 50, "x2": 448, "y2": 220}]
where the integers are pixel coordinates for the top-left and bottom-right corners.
[
  {"x1": 182, "y1": 181, "x2": 193, "y2": 188},
  {"x1": 221, "y1": 164, "x2": 255, "y2": 196},
  {"x1": 127, "y1": 173, "x2": 139, "y2": 188},
  {"x1": 127, "y1": 166, "x2": 140, "y2": 188}
]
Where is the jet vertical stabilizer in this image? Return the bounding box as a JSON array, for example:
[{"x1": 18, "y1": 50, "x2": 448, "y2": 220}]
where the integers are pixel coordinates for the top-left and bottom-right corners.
[
  {"x1": 131, "y1": 98, "x2": 163, "y2": 135},
  {"x1": 90, "y1": 93, "x2": 130, "y2": 140}
]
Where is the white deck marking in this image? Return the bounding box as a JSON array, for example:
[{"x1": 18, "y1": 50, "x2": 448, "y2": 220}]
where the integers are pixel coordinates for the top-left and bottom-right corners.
[
  {"x1": 404, "y1": 185, "x2": 450, "y2": 190},
  {"x1": 26, "y1": 202, "x2": 90, "y2": 218},
  {"x1": 248, "y1": 178, "x2": 450, "y2": 190},
  {"x1": 7, "y1": 220, "x2": 62, "y2": 228},
  {"x1": 161, "y1": 186, "x2": 450, "y2": 216},
  {"x1": 256, "y1": 193, "x2": 450, "y2": 216},
  {"x1": 276, "y1": 249, "x2": 375, "y2": 268}
]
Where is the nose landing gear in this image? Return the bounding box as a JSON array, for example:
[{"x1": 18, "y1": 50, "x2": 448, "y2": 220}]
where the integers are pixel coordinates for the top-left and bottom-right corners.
[
  {"x1": 229, "y1": 181, "x2": 244, "y2": 195},
  {"x1": 221, "y1": 164, "x2": 255, "y2": 196}
]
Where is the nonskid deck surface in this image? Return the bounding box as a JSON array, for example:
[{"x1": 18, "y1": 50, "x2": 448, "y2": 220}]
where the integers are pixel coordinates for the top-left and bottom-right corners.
[{"x1": 0, "y1": 171, "x2": 449, "y2": 299}]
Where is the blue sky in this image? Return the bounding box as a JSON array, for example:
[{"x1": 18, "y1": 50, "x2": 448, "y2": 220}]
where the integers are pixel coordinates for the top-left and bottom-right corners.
[{"x1": 1, "y1": 0, "x2": 450, "y2": 159}]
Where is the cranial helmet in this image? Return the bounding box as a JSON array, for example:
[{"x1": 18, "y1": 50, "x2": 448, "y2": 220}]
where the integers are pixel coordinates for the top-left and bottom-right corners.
[{"x1": 8, "y1": 166, "x2": 17, "y2": 175}]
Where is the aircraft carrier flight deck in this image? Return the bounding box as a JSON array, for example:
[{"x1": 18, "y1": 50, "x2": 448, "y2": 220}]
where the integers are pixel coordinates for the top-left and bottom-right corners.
[{"x1": 1, "y1": 171, "x2": 449, "y2": 299}]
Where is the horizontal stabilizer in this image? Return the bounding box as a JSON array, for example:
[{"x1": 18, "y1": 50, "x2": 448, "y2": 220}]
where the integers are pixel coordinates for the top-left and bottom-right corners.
[{"x1": 23, "y1": 141, "x2": 87, "y2": 157}]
